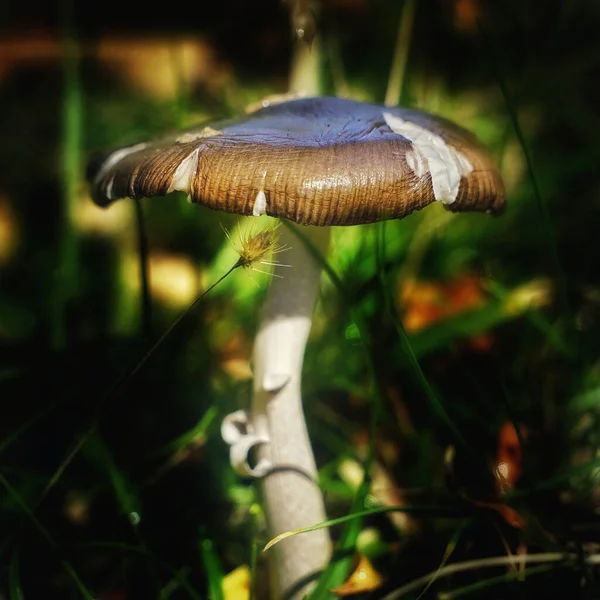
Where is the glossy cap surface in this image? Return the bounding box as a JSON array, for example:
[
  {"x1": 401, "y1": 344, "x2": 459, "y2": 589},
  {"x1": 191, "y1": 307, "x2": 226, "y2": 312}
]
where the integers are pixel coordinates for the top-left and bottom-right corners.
[{"x1": 89, "y1": 97, "x2": 506, "y2": 226}]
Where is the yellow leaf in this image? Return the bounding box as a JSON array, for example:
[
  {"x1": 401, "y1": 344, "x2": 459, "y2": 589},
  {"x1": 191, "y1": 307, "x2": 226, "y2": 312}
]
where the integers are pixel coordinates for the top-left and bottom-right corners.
[
  {"x1": 331, "y1": 554, "x2": 383, "y2": 596},
  {"x1": 222, "y1": 565, "x2": 250, "y2": 600}
]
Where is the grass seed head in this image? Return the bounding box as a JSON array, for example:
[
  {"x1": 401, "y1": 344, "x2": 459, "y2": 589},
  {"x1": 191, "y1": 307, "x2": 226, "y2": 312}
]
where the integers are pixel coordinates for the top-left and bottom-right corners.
[{"x1": 222, "y1": 222, "x2": 290, "y2": 277}]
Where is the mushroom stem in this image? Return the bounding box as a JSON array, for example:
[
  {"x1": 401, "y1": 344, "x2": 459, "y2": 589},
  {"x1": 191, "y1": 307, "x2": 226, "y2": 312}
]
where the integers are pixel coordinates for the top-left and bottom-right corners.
[{"x1": 252, "y1": 223, "x2": 332, "y2": 599}]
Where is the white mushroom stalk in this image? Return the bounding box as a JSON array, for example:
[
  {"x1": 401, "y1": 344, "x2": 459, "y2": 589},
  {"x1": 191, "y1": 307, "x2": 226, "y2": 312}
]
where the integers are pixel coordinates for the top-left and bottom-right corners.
[
  {"x1": 252, "y1": 224, "x2": 331, "y2": 599},
  {"x1": 222, "y1": 223, "x2": 332, "y2": 598},
  {"x1": 88, "y1": 95, "x2": 506, "y2": 600}
]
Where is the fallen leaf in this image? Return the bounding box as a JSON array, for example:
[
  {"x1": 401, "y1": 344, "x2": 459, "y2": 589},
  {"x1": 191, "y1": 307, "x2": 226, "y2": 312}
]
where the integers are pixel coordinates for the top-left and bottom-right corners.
[
  {"x1": 331, "y1": 554, "x2": 383, "y2": 596},
  {"x1": 222, "y1": 565, "x2": 250, "y2": 600},
  {"x1": 496, "y1": 421, "x2": 528, "y2": 494}
]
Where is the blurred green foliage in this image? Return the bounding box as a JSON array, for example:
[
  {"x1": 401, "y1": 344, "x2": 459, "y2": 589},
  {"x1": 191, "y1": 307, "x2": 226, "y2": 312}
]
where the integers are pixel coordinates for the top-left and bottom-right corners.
[{"x1": 1, "y1": 0, "x2": 600, "y2": 598}]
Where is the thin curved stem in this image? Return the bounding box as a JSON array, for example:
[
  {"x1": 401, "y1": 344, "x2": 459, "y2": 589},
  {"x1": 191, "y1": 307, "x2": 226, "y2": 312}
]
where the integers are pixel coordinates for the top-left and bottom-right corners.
[
  {"x1": 39, "y1": 263, "x2": 238, "y2": 504},
  {"x1": 252, "y1": 224, "x2": 332, "y2": 599},
  {"x1": 382, "y1": 552, "x2": 600, "y2": 600}
]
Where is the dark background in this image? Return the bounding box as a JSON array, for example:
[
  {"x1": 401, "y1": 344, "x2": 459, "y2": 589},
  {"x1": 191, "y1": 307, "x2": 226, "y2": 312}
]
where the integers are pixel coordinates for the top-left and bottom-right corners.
[{"x1": 1, "y1": 1, "x2": 600, "y2": 598}]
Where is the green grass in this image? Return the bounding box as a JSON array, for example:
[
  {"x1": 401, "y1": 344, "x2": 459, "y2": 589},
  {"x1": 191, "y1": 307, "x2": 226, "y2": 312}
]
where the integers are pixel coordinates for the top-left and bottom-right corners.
[{"x1": 1, "y1": 0, "x2": 600, "y2": 598}]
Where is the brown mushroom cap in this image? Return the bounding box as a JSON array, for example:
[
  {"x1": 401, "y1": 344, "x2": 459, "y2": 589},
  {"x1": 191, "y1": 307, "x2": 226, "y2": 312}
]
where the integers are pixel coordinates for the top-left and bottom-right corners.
[{"x1": 89, "y1": 96, "x2": 506, "y2": 226}]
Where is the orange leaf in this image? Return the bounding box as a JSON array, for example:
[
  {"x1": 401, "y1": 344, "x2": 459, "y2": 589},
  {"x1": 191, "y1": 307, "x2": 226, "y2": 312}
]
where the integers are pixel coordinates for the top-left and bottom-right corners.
[
  {"x1": 400, "y1": 274, "x2": 486, "y2": 333},
  {"x1": 331, "y1": 554, "x2": 384, "y2": 596},
  {"x1": 496, "y1": 421, "x2": 528, "y2": 494}
]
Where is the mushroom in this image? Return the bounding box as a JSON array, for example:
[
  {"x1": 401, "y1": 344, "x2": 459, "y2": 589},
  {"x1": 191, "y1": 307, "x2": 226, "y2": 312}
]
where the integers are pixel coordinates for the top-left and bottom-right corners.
[{"x1": 88, "y1": 96, "x2": 506, "y2": 599}]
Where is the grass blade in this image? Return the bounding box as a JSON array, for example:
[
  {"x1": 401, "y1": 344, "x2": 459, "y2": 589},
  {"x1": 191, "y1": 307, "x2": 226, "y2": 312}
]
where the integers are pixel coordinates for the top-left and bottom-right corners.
[
  {"x1": 9, "y1": 551, "x2": 24, "y2": 600},
  {"x1": 438, "y1": 564, "x2": 554, "y2": 600},
  {"x1": 200, "y1": 538, "x2": 225, "y2": 600},
  {"x1": 385, "y1": 0, "x2": 417, "y2": 106},
  {"x1": 265, "y1": 505, "x2": 465, "y2": 552}
]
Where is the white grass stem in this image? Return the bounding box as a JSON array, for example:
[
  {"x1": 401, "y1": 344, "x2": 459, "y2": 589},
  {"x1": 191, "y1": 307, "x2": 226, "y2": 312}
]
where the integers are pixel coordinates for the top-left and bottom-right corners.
[{"x1": 382, "y1": 552, "x2": 600, "y2": 599}]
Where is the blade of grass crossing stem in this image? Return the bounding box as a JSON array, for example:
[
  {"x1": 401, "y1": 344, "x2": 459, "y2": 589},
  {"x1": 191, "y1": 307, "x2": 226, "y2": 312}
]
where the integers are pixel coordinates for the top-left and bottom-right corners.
[
  {"x1": 308, "y1": 506, "x2": 362, "y2": 599},
  {"x1": 9, "y1": 551, "x2": 24, "y2": 600},
  {"x1": 284, "y1": 223, "x2": 384, "y2": 597},
  {"x1": 307, "y1": 505, "x2": 466, "y2": 599},
  {"x1": 55, "y1": 0, "x2": 82, "y2": 349},
  {"x1": 266, "y1": 505, "x2": 465, "y2": 552},
  {"x1": 200, "y1": 538, "x2": 225, "y2": 600},
  {"x1": 0, "y1": 474, "x2": 94, "y2": 598},
  {"x1": 289, "y1": 224, "x2": 493, "y2": 598}
]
